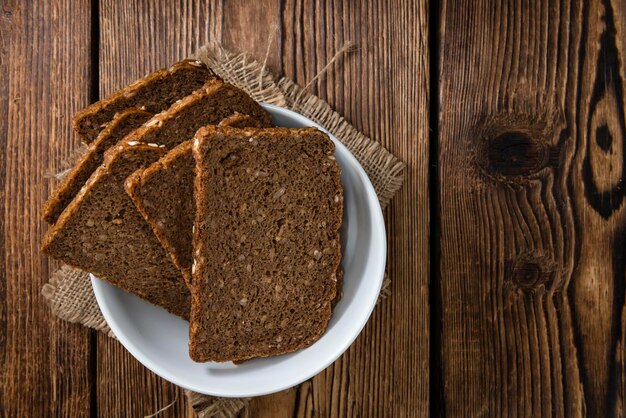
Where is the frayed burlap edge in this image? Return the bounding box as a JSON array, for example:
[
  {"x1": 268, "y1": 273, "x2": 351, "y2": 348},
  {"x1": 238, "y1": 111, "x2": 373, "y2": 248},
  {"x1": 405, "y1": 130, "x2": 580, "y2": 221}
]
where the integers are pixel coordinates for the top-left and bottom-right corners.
[
  {"x1": 42, "y1": 265, "x2": 114, "y2": 337},
  {"x1": 42, "y1": 40, "x2": 404, "y2": 418},
  {"x1": 185, "y1": 391, "x2": 250, "y2": 418},
  {"x1": 191, "y1": 41, "x2": 286, "y2": 108}
]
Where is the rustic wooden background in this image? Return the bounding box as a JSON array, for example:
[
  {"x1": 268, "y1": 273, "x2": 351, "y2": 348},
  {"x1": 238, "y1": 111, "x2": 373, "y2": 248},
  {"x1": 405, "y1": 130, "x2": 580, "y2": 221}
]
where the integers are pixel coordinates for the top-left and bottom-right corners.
[{"x1": 0, "y1": 0, "x2": 624, "y2": 416}]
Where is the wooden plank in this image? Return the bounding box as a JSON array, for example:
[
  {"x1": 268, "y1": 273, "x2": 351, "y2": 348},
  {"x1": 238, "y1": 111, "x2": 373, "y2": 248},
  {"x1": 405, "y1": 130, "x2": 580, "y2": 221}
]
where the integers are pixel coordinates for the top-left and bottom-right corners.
[
  {"x1": 98, "y1": 0, "x2": 428, "y2": 416},
  {"x1": 0, "y1": 0, "x2": 92, "y2": 416},
  {"x1": 438, "y1": 0, "x2": 626, "y2": 415}
]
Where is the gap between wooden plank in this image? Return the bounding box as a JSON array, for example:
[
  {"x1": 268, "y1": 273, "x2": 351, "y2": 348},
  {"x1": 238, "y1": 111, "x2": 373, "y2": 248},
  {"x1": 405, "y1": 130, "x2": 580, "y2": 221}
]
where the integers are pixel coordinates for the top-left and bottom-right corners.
[
  {"x1": 89, "y1": 2, "x2": 100, "y2": 417},
  {"x1": 428, "y1": 0, "x2": 444, "y2": 417}
]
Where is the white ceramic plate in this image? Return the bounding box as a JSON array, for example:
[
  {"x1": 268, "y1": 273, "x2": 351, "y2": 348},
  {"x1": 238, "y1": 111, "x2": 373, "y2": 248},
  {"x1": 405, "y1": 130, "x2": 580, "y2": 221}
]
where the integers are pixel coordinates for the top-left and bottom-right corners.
[{"x1": 91, "y1": 104, "x2": 386, "y2": 397}]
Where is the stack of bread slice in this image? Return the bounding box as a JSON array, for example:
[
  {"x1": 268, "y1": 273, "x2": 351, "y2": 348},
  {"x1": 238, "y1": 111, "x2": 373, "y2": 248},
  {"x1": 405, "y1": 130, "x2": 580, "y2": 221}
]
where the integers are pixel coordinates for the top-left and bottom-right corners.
[{"x1": 42, "y1": 59, "x2": 343, "y2": 362}]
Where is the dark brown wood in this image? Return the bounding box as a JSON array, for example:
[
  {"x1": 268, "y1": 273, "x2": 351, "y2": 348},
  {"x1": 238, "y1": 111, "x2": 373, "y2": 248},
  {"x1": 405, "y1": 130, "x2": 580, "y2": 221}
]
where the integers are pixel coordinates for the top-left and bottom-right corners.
[
  {"x1": 438, "y1": 0, "x2": 626, "y2": 416},
  {"x1": 0, "y1": 0, "x2": 92, "y2": 416}
]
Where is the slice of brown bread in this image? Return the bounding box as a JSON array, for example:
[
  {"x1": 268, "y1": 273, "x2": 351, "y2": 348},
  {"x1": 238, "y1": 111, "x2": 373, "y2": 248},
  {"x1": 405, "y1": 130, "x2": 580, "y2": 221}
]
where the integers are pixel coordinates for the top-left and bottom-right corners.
[
  {"x1": 189, "y1": 126, "x2": 343, "y2": 362},
  {"x1": 125, "y1": 113, "x2": 271, "y2": 285},
  {"x1": 42, "y1": 141, "x2": 191, "y2": 319},
  {"x1": 44, "y1": 108, "x2": 152, "y2": 224},
  {"x1": 73, "y1": 59, "x2": 218, "y2": 144}
]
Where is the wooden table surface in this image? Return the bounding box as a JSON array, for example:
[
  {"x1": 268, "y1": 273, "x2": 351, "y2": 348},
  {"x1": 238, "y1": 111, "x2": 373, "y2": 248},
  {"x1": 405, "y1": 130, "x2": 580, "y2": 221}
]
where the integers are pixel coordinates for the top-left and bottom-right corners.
[{"x1": 1, "y1": 0, "x2": 624, "y2": 416}]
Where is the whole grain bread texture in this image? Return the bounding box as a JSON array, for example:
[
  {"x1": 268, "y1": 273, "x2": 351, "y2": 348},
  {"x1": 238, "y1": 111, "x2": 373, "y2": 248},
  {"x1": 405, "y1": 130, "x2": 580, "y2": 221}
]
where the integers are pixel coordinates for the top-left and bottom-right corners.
[
  {"x1": 42, "y1": 80, "x2": 272, "y2": 316},
  {"x1": 189, "y1": 126, "x2": 343, "y2": 362},
  {"x1": 41, "y1": 141, "x2": 191, "y2": 318},
  {"x1": 73, "y1": 59, "x2": 218, "y2": 144},
  {"x1": 125, "y1": 113, "x2": 272, "y2": 285},
  {"x1": 44, "y1": 108, "x2": 152, "y2": 224}
]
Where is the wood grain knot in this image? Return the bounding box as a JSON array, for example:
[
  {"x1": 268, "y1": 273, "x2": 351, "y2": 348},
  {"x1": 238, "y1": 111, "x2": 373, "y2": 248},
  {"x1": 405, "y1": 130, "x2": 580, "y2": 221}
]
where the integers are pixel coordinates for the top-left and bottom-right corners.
[
  {"x1": 505, "y1": 256, "x2": 555, "y2": 294},
  {"x1": 473, "y1": 112, "x2": 564, "y2": 184},
  {"x1": 2, "y1": 4, "x2": 13, "y2": 19},
  {"x1": 486, "y1": 132, "x2": 548, "y2": 177},
  {"x1": 511, "y1": 262, "x2": 546, "y2": 289}
]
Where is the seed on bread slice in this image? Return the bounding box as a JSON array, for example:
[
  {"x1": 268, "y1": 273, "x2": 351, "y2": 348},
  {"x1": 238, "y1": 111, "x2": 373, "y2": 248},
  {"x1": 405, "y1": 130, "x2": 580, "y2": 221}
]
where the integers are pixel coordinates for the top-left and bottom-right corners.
[
  {"x1": 189, "y1": 126, "x2": 343, "y2": 362},
  {"x1": 73, "y1": 59, "x2": 218, "y2": 144},
  {"x1": 217, "y1": 112, "x2": 258, "y2": 129},
  {"x1": 124, "y1": 113, "x2": 272, "y2": 285},
  {"x1": 44, "y1": 108, "x2": 152, "y2": 224}
]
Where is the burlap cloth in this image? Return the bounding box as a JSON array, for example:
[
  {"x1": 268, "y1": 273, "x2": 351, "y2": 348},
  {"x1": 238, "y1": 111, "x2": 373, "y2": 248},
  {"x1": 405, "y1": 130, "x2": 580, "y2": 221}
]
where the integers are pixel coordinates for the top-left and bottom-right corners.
[{"x1": 42, "y1": 41, "x2": 403, "y2": 417}]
